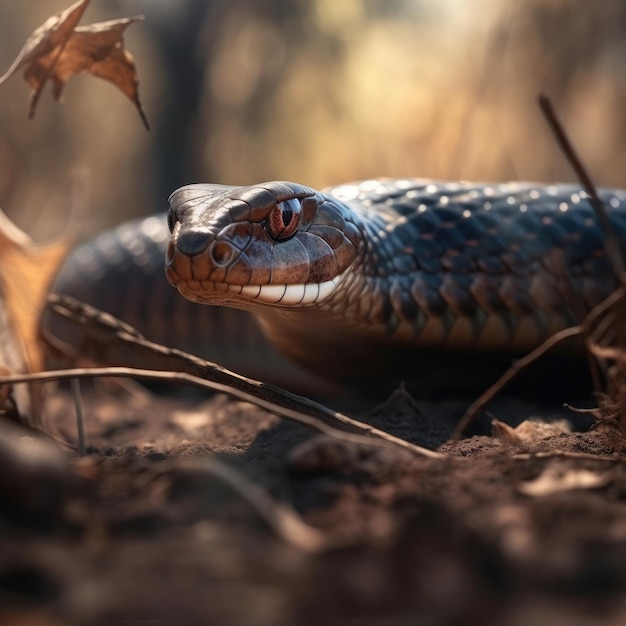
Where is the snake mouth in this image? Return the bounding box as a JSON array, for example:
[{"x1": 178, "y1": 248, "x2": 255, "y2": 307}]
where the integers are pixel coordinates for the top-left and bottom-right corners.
[
  {"x1": 167, "y1": 269, "x2": 339, "y2": 307},
  {"x1": 166, "y1": 241, "x2": 340, "y2": 306}
]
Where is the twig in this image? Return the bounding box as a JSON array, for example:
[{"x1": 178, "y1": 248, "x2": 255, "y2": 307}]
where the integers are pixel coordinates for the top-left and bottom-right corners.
[
  {"x1": 190, "y1": 457, "x2": 331, "y2": 552},
  {"x1": 584, "y1": 288, "x2": 626, "y2": 390},
  {"x1": 539, "y1": 94, "x2": 625, "y2": 278},
  {"x1": 46, "y1": 295, "x2": 388, "y2": 438},
  {"x1": 452, "y1": 97, "x2": 626, "y2": 439},
  {"x1": 70, "y1": 378, "x2": 85, "y2": 456},
  {"x1": 450, "y1": 325, "x2": 583, "y2": 440},
  {"x1": 453, "y1": 285, "x2": 626, "y2": 439},
  {"x1": 0, "y1": 367, "x2": 443, "y2": 460},
  {"x1": 512, "y1": 450, "x2": 621, "y2": 462}
]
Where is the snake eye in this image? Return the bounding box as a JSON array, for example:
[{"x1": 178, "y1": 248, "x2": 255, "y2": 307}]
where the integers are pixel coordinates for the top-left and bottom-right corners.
[{"x1": 267, "y1": 198, "x2": 301, "y2": 240}]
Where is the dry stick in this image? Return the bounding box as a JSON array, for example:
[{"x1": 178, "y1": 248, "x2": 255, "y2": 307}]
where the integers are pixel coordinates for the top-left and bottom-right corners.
[
  {"x1": 541, "y1": 94, "x2": 626, "y2": 431},
  {"x1": 46, "y1": 295, "x2": 442, "y2": 457},
  {"x1": 452, "y1": 97, "x2": 626, "y2": 440},
  {"x1": 538, "y1": 94, "x2": 625, "y2": 278},
  {"x1": 70, "y1": 378, "x2": 85, "y2": 456},
  {"x1": 0, "y1": 367, "x2": 443, "y2": 460},
  {"x1": 590, "y1": 310, "x2": 618, "y2": 346},
  {"x1": 538, "y1": 94, "x2": 623, "y2": 394},
  {"x1": 189, "y1": 457, "x2": 331, "y2": 552},
  {"x1": 450, "y1": 326, "x2": 583, "y2": 440},
  {"x1": 586, "y1": 288, "x2": 626, "y2": 340},
  {"x1": 583, "y1": 287, "x2": 626, "y2": 370},
  {"x1": 47, "y1": 295, "x2": 391, "y2": 438},
  {"x1": 453, "y1": 285, "x2": 626, "y2": 440},
  {"x1": 590, "y1": 345, "x2": 626, "y2": 364},
  {"x1": 512, "y1": 450, "x2": 621, "y2": 462}
]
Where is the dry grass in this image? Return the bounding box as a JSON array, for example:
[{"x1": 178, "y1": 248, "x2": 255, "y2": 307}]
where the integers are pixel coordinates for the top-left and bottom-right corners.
[{"x1": 1, "y1": 1, "x2": 626, "y2": 241}]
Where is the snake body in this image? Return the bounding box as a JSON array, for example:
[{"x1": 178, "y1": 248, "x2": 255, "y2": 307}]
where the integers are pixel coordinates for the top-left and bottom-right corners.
[{"x1": 51, "y1": 179, "x2": 626, "y2": 390}]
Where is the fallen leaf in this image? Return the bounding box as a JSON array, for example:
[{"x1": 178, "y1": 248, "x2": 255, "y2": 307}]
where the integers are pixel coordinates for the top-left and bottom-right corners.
[
  {"x1": 0, "y1": 1, "x2": 148, "y2": 129},
  {"x1": 492, "y1": 418, "x2": 572, "y2": 445},
  {"x1": 518, "y1": 463, "x2": 611, "y2": 497},
  {"x1": 0, "y1": 210, "x2": 69, "y2": 425}
]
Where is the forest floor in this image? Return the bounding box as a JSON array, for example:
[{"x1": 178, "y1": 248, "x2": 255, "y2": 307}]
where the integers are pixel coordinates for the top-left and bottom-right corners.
[{"x1": 2, "y1": 380, "x2": 626, "y2": 626}]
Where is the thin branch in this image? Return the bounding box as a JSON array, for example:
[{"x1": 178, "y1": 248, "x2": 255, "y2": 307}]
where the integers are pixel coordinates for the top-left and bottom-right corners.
[
  {"x1": 452, "y1": 99, "x2": 626, "y2": 440},
  {"x1": 450, "y1": 325, "x2": 583, "y2": 440},
  {"x1": 539, "y1": 94, "x2": 625, "y2": 278},
  {"x1": 512, "y1": 450, "x2": 621, "y2": 462},
  {"x1": 70, "y1": 378, "x2": 85, "y2": 455},
  {"x1": 191, "y1": 457, "x2": 331, "y2": 552},
  {"x1": 585, "y1": 288, "x2": 626, "y2": 359},
  {"x1": 0, "y1": 367, "x2": 443, "y2": 459},
  {"x1": 45, "y1": 295, "x2": 393, "y2": 439}
]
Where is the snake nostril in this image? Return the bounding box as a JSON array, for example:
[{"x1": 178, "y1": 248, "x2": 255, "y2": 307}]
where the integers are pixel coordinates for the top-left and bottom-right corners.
[{"x1": 210, "y1": 241, "x2": 236, "y2": 267}]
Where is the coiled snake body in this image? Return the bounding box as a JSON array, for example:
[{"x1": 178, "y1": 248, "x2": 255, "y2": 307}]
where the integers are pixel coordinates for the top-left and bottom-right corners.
[{"x1": 52, "y1": 179, "x2": 626, "y2": 390}]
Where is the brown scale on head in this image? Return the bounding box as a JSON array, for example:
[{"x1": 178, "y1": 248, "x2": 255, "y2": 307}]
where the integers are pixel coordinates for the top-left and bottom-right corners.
[{"x1": 166, "y1": 181, "x2": 361, "y2": 309}]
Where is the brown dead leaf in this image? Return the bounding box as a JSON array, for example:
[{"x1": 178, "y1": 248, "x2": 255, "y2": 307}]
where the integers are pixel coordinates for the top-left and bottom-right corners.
[
  {"x1": 0, "y1": 1, "x2": 148, "y2": 129},
  {"x1": 0, "y1": 211, "x2": 69, "y2": 372},
  {"x1": 518, "y1": 463, "x2": 610, "y2": 497},
  {"x1": 0, "y1": 210, "x2": 69, "y2": 425},
  {"x1": 492, "y1": 418, "x2": 572, "y2": 445},
  {"x1": 0, "y1": 0, "x2": 90, "y2": 80}
]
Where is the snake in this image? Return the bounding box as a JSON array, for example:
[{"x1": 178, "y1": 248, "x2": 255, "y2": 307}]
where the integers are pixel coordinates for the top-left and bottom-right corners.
[{"x1": 50, "y1": 178, "x2": 626, "y2": 391}]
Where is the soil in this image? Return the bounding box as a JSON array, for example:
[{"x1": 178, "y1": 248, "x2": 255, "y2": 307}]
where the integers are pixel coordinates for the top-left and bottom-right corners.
[{"x1": 2, "y1": 381, "x2": 626, "y2": 626}]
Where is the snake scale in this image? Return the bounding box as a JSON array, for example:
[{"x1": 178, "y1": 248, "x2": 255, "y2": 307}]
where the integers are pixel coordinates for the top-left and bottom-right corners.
[{"x1": 50, "y1": 179, "x2": 626, "y2": 392}]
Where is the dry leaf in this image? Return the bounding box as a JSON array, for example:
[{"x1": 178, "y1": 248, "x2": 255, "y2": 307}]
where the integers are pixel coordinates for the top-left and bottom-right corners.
[
  {"x1": 492, "y1": 418, "x2": 572, "y2": 445},
  {"x1": 0, "y1": 0, "x2": 90, "y2": 79},
  {"x1": 0, "y1": 210, "x2": 69, "y2": 425},
  {"x1": 0, "y1": 1, "x2": 148, "y2": 129},
  {"x1": 518, "y1": 463, "x2": 610, "y2": 497}
]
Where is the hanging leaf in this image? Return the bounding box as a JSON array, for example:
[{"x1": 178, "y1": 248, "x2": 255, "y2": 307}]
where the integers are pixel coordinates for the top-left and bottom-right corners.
[{"x1": 0, "y1": 1, "x2": 149, "y2": 129}]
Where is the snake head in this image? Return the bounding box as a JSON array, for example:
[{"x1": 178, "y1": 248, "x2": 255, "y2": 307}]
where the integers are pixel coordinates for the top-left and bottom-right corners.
[{"x1": 166, "y1": 181, "x2": 360, "y2": 308}]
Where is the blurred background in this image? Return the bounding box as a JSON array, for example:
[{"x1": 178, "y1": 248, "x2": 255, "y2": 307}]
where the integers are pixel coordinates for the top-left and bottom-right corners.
[{"x1": 0, "y1": 0, "x2": 625, "y2": 243}]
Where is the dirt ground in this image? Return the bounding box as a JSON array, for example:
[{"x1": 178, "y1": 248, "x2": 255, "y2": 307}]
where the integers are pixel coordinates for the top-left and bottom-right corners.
[{"x1": 2, "y1": 380, "x2": 626, "y2": 626}]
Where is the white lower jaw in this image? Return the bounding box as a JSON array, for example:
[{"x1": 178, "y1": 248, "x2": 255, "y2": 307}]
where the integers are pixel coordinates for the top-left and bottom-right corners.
[{"x1": 199, "y1": 278, "x2": 339, "y2": 305}]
